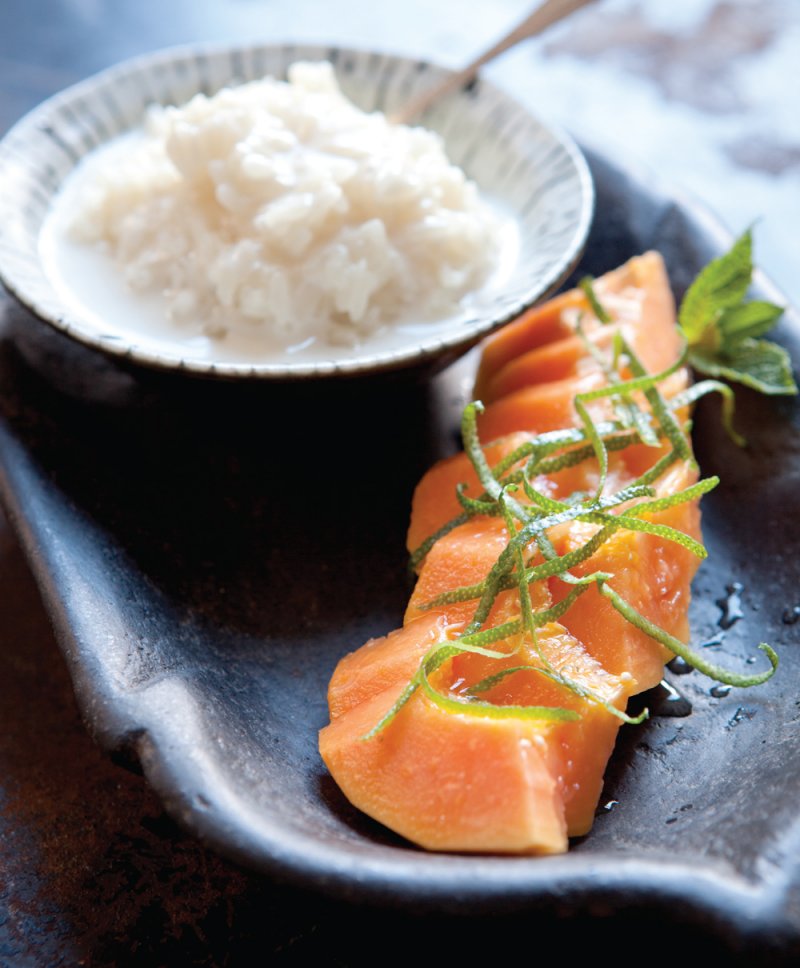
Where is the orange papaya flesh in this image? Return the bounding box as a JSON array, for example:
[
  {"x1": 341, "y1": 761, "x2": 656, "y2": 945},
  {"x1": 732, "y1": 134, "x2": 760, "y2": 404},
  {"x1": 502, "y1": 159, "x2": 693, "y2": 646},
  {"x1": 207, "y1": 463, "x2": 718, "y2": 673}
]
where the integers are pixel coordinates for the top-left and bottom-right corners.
[
  {"x1": 406, "y1": 433, "x2": 531, "y2": 563},
  {"x1": 404, "y1": 517, "x2": 551, "y2": 627},
  {"x1": 406, "y1": 449, "x2": 699, "y2": 694},
  {"x1": 449, "y1": 624, "x2": 629, "y2": 836},
  {"x1": 477, "y1": 371, "x2": 609, "y2": 444},
  {"x1": 479, "y1": 279, "x2": 680, "y2": 406},
  {"x1": 320, "y1": 619, "x2": 629, "y2": 850},
  {"x1": 321, "y1": 250, "x2": 703, "y2": 855},
  {"x1": 321, "y1": 604, "x2": 629, "y2": 851},
  {"x1": 405, "y1": 428, "x2": 647, "y2": 563},
  {"x1": 319, "y1": 677, "x2": 569, "y2": 854},
  {"x1": 476, "y1": 251, "x2": 686, "y2": 444},
  {"x1": 322, "y1": 507, "x2": 632, "y2": 849},
  {"x1": 328, "y1": 611, "x2": 453, "y2": 721},
  {"x1": 407, "y1": 440, "x2": 646, "y2": 564},
  {"x1": 474, "y1": 288, "x2": 586, "y2": 401},
  {"x1": 546, "y1": 460, "x2": 702, "y2": 692},
  {"x1": 475, "y1": 251, "x2": 682, "y2": 407},
  {"x1": 480, "y1": 326, "x2": 616, "y2": 404},
  {"x1": 476, "y1": 367, "x2": 691, "y2": 446},
  {"x1": 405, "y1": 513, "x2": 633, "y2": 837}
]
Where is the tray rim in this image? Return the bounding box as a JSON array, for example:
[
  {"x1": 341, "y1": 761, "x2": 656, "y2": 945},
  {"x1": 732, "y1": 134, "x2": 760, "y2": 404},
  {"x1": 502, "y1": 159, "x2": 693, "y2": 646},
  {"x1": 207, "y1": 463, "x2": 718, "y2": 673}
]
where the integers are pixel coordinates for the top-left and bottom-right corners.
[{"x1": 0, "y1": 143, "x2": 798, "y2": 947}]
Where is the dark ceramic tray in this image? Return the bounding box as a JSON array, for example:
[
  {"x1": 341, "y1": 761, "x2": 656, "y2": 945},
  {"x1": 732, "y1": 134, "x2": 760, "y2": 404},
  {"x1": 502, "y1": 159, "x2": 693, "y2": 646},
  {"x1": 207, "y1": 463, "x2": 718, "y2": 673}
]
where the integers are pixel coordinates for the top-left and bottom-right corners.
[{"x1": 1, "y1": 148, "x2": 798, "y2": 948}]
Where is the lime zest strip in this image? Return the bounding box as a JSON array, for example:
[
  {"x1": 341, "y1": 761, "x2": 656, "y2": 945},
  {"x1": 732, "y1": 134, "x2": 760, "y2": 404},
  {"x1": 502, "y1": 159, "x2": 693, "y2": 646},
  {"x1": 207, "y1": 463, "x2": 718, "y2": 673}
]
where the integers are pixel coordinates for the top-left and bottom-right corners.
[
  {"x1": 599, "y1": 582, "x2": 778, "y2": 687},
  {"x1": 418, "y1": 661, "x2": 580, "y2": 724},
  {"x1": 366, "y1": 296, "x2": 779, "y2": 741}
]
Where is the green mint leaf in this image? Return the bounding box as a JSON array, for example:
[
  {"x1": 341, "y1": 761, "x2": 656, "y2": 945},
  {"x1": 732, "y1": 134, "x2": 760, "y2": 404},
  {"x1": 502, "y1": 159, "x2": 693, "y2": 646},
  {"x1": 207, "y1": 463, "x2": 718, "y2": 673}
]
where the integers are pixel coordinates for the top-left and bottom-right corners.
[
  {"x1": 679, "y1": 229, "x2": 753, "y2": 344},
  {"x1": 678, "y1": 229, "x2": 796, "y2": 400},
  {"x1": 718, "y1": 300, "x2": 783, "y2": 343},
  {"x1": 689, "y1": 338, "x2": 798, "y2": 396}
]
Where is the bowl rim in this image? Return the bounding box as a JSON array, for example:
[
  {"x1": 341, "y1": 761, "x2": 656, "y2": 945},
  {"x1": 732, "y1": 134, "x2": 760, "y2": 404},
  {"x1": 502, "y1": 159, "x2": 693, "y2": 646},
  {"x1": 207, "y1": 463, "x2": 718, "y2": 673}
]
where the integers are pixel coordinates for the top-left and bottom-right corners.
[{"x1": 0, "y1": 40, "x2": 594, "y2": 381}]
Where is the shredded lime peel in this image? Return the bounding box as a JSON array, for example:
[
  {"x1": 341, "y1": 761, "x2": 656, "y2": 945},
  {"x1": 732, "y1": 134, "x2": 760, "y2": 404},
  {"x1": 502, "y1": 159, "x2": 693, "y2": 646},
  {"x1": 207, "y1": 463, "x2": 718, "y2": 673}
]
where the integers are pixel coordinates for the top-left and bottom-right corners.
[{"x1": 364, "y1": 272, "x2": 778, "y2": 741}]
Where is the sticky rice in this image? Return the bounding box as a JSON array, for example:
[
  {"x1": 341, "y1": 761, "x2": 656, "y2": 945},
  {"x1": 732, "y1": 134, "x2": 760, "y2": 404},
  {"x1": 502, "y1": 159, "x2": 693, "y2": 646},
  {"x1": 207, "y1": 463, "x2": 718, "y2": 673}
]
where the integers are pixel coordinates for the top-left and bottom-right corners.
[{"x1": 70, "y1": 62, "x2": 501, "y2": 349}]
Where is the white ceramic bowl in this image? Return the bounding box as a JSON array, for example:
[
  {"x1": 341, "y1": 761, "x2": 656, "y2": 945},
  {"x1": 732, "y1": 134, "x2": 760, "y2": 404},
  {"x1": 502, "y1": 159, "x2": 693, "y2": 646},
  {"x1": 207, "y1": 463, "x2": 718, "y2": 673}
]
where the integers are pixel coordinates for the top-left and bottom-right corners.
[{"x1": 0, "y1": 43, "x2": 593, "y2": 379}]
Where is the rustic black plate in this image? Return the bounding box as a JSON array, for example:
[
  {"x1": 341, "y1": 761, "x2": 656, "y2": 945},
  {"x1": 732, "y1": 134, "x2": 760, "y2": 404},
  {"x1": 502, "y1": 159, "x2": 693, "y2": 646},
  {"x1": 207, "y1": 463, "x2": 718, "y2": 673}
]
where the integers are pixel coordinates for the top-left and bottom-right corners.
[{"x1": 0, "y1": 148, "x2": 798, "y2": 951}]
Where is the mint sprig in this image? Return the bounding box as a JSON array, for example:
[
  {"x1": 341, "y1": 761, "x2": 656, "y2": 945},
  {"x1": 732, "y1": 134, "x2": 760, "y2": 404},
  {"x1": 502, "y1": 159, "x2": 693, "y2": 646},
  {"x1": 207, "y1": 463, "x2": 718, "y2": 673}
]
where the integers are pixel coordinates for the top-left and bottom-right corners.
[{"x1": 679, "y1": 229, "x2": 798, "y2": 395}]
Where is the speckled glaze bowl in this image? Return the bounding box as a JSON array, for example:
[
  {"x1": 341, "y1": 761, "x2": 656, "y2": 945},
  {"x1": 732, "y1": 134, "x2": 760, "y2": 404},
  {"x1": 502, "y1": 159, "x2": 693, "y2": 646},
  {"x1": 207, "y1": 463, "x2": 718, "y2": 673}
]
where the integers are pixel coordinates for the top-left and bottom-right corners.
[{"x1": 0, "y1": 42, "x2": 593, "y2": 380}]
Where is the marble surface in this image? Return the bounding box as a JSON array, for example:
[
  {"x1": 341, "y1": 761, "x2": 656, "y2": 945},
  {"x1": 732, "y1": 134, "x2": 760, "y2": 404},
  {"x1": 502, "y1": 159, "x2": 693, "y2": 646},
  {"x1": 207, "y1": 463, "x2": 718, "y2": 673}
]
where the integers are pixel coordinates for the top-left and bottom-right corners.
[
  {"x1": 0, "y1": 0, "x2": 797, "y2": 303},
  {"x1": 0, "y1": 1, "x2": 797, "y2": 963}
]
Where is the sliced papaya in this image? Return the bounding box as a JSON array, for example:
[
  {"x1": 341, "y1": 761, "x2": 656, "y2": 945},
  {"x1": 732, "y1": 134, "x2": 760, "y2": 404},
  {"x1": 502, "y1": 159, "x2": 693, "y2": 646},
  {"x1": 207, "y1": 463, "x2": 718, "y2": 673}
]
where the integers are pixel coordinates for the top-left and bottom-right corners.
[
  {"x1": 448, "y1": 623, "x2": 629, "y2": 837},
  {"x1": 405, "y1": 517, "x2": 550, "y2": 627},
  {"x1": 406, "y1": 433, "x2": 531, "y2": 563},
  {"x1": 475, "y1": 251, "x2": 682, "y2": 405},
  {"x1": 547, "y1": 460, "x2": 702, "y2": 691},
  {"x1": 320, "y1": 610, "x2": 628, "y2": 851},
  {"x1": 328, "y1": 612, "x2": 453, "y2": 720},
  {"x1": 475, "y1": 252, "x2": 688, "y2": 444},
  {"x1": 320, "y1": 677, "x2": 569, "y2": 854},
  {"x1": 320, "y1": 249, "x2": 704, "y2": 855}
]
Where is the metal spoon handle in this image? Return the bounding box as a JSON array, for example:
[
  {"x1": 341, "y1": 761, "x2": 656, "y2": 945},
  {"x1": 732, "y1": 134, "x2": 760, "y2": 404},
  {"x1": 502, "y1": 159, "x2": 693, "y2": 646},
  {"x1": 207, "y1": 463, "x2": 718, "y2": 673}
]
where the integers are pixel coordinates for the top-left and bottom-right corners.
[{"x1": 391, "y1": 0, "x2": 597, "y2": 125}]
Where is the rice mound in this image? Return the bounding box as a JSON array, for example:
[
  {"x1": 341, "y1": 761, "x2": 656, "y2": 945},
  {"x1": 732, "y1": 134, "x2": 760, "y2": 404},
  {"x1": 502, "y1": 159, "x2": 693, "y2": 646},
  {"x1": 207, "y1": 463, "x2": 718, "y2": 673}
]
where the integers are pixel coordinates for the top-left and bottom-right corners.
[{"x1": 71, "y1": 62, "x2": 501, "y2": 349}]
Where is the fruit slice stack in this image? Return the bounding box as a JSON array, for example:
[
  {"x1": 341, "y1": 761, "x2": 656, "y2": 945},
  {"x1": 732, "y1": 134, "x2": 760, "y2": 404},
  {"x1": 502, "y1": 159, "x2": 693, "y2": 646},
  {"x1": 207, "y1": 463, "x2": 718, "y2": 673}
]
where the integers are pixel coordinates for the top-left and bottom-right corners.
[{"x1": 319, "y1": 252, "x2": 702, "y2": 854}]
